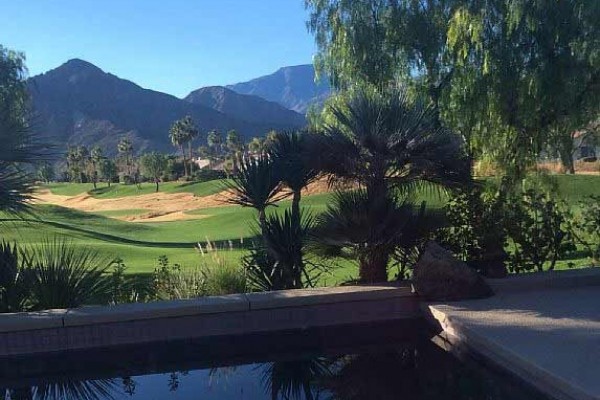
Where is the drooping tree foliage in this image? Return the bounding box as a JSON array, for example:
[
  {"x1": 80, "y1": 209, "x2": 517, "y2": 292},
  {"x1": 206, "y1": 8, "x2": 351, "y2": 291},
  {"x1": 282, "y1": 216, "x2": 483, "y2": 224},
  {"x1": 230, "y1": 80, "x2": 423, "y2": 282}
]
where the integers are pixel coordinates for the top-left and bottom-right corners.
[{"x1": 305, "y1": 0, "x2": 600, "y2": 175}]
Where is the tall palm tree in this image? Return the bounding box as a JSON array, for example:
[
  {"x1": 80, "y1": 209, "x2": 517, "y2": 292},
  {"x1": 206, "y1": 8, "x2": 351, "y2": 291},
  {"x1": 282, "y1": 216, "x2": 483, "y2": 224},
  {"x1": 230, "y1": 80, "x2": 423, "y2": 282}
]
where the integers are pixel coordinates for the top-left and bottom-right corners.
[
  {"x1": 90, "y1": 146, "x2": 103, "y2": 189},
  {"x1": 117, "y1": 137, "x2": 134, "y2": 176},
  {"x1": 169, "y1": 116, "x2": 199, "y2": 177},
  {"x1": 311, "y1": 88, "x2": 470, "y2": 282}
]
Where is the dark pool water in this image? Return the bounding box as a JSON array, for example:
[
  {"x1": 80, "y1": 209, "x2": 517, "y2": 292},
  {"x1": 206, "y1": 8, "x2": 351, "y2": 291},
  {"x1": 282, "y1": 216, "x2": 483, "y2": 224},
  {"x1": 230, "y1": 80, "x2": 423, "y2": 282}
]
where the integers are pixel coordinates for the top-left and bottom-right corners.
[{"x1": 2, "y1": 338, "x2": 548, "y2": 400}]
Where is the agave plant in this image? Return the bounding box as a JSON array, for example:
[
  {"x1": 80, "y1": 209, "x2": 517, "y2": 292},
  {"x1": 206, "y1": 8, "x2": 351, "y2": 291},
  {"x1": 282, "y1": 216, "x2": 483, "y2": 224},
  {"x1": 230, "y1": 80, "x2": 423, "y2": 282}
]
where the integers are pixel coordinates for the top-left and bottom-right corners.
[
  {"x1": 23, "y1": 239, "x2": 114, "y2": 310},
  {"x1": 311, "y1": 190, "x2": 445, "y2": 283}
]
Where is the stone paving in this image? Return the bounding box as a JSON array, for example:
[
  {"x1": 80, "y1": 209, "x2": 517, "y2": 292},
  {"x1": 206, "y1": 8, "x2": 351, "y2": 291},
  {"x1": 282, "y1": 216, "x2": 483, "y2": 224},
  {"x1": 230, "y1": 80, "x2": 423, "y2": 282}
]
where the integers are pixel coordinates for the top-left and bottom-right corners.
[{"x1": 427, "y1": 281, "x2": 600, "y2": 400}]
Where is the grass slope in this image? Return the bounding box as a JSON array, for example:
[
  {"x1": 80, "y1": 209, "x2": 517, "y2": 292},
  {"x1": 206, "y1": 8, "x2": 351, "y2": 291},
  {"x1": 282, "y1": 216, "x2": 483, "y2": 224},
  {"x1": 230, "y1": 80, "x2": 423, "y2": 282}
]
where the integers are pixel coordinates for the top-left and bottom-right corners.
[{"x1": 3, "y1": 175, "x2": 599, "y2": 281}]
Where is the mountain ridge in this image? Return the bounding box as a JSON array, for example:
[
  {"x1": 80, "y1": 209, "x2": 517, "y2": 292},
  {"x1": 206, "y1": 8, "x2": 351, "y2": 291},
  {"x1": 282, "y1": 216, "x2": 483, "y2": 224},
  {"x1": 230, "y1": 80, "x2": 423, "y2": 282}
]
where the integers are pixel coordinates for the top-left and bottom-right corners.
[{"x1": 28, "y1": 59, "x2": 306, "y2": 155}]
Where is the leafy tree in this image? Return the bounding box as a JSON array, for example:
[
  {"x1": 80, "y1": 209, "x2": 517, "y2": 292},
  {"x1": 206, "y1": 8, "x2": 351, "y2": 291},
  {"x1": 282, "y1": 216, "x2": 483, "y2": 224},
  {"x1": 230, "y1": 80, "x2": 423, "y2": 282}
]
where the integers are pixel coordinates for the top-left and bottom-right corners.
[
  {"x1": 445, "y1": 0, "x2": 600, "y2": 176},
  {"x1": 140, "y1": 152, "x2": 167, "y2": 192},
  {"x1": 99, "y1": 159, "x2": 117, "y2": 187},
  {"x1": 37, "y1": 162, "x2": 55, "y2": 183},
  {"x1": 306, "y1": 0, "x2": 600, "y2": 176},
  {"x1": 0, "y1": 46, "x2": 49, "y2": 214}
]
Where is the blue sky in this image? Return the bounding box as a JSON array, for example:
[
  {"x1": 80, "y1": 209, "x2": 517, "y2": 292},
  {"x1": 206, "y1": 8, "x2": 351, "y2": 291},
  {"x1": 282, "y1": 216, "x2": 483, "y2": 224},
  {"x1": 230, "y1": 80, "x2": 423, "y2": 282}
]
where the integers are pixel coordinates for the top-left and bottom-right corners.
[{"x1": 1, "y1": 0, "x2": 316, "y2": 97}]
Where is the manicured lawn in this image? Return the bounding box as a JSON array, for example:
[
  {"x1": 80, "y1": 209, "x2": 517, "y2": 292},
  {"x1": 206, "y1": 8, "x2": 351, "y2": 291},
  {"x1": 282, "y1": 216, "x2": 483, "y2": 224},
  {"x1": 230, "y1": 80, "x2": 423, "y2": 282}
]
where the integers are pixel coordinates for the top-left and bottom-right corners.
[{"x1": 3, "y1": 175, "x2": 598, "y2": 283}]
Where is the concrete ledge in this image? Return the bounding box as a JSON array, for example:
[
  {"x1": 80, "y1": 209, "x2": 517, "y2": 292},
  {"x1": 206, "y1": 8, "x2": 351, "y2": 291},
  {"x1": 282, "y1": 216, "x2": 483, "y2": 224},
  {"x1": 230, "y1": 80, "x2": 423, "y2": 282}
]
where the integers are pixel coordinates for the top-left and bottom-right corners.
[
  {"x1": 64, "y1": 294, "x2": 249, "y2": 327},
  {"x1": 487, "y1": 267, "x2": 600, "y2": 294},
  {"x1": 246, "y1": 284, "x2": 413, "y2": 310},
  {"x1": 0, "y1": 310, "x2": 66, "y2": 333},
  {"x1": 0, "y1": 284, "x2": 419, "y2": 357}
]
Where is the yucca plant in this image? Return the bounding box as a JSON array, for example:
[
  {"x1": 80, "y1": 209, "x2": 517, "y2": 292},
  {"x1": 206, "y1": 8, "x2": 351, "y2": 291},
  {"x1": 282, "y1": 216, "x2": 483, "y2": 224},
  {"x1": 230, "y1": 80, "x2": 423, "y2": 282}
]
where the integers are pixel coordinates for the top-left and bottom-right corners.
[
  {"x1": 244, "y1": 210, "x2": 318, "y2": 291},
  {"x1": 0, "y1": 241, "x2": 29, "y2": 312},
  {"x1": 268, "y1": 131, "x2": 320, "y2": 222},
  {"x1": 223, "y1": 154, "x2": 287, "y2": 229},
  {"x1": 23, "y1": 239, "x2": 114, "y2": 310}
]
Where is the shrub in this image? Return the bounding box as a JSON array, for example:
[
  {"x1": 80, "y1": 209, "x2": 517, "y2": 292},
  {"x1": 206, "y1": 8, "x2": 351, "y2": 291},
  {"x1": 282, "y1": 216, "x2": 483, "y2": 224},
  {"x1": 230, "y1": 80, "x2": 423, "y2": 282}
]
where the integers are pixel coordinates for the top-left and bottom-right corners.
[
  {"x1": 193, "y1": 169, "x2": 227, "y2": 182},
  {"x1": 504, "y1": 189, "x2": 570, "y2": 272},
  {"x1": 438, "y1": 185, "x2": 508, "y2": 275},
  {"x1": 200, "y1": 254, "x2": 246, "y2": 296},
  {"x1": 570, "y1": 195, "x2": 600, "y2": 265}
]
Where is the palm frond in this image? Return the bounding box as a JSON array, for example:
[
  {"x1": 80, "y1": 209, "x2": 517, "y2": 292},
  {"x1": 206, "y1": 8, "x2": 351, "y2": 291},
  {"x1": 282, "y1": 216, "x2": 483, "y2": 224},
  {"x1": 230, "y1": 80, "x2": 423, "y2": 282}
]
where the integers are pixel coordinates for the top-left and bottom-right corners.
[{"x1": 222, "y1": 154, "x2": 287, "y2": 211}]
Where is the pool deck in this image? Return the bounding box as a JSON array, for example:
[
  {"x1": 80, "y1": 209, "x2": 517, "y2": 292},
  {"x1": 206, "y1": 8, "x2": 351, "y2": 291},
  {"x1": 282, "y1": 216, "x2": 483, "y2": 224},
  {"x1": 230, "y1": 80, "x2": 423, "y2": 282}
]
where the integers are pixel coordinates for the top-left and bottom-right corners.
[{"x1": 425, "y1": 268, "x2": 600, "y2": 400}]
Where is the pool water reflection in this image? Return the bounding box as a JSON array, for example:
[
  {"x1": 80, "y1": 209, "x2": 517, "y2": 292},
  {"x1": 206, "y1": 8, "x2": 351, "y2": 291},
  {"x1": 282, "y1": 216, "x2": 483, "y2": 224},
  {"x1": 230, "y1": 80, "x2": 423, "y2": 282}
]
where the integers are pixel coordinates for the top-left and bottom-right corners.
[{"x1": 2, "y1": 339, "x2": 548, "y2": 400}]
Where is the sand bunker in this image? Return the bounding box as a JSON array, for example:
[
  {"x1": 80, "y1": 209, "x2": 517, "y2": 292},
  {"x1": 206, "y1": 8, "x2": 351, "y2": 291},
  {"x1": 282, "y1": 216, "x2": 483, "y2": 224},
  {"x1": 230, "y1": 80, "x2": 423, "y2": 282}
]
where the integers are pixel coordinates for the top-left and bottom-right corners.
[
  {"x1": 34, "y1": 178, "x2": 334, "y2": 223},
  {"x1": 34, "y1": 189, "x2": 228, "y2": 222}
]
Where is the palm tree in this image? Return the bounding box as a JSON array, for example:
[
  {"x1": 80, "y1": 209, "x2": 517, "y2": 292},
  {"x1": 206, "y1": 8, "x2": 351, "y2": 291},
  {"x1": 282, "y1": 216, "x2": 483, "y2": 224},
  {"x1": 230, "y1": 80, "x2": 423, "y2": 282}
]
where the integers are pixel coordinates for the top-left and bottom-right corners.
[
  {"x1": 311, "y1": 190, "x2": 445, "y2": 282},
  {"x1": 117, "y1": 137, "x2": 134, "y2": 176},
  {"x1": 169, "y1": 116, "x2": 199, "y2": 177},
  {"x1": 89, "y1": 146, "x2": 104, "y2": 189},
  {"x1": 269, "y1": 131, "x2": 319, "y2": 224},
  {"x1": 311, "y1": 88, "x2": 470, "y2": 282}
]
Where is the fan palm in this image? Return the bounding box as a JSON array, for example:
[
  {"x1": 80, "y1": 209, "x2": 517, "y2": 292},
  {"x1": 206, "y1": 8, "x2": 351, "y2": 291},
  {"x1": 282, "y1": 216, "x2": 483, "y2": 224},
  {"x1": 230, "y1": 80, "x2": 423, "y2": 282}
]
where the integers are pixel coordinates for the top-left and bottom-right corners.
[
  {"x1": 312, "y1": 88, "x2": 470, "y2": 197},
  {"x1": 311, "y1": 190, "x2": 444, "y2": 283},
  {"x1": 310, "y1": 88, "x2": 469, "y2": 282}
]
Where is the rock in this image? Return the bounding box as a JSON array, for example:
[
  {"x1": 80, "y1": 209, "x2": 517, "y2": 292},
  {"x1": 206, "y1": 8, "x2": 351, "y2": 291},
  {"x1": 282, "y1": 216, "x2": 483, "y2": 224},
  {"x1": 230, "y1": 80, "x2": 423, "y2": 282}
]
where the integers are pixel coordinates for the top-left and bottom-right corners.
[{"x1": 412, "y1": 241, "x2": 493, "y2": 301}]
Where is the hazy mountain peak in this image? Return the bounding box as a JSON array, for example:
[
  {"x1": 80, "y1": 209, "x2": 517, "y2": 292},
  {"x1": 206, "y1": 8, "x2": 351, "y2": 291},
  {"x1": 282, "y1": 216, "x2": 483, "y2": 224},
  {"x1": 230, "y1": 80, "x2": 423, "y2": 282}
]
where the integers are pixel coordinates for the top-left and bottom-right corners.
[{"x1": 226, "y1": 64, "x2": 331, "y2": 113}]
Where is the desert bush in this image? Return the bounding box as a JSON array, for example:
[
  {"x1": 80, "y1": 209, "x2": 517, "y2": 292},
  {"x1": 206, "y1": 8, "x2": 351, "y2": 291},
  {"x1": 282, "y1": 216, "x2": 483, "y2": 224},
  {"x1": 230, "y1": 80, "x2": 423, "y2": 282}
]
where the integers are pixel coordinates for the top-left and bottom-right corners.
[
  {"x1": 437, "y1": 185, "x2": 508, "y2": 275},
  {"x1": 153, "y1": 251, "x2": 246, "y2": 300},
  {"x1": 504, "y1": 189, "x2": 570, "y2": 272},
  {"x1": 570, "y1": 195, "x2": 600, "y2": 265}
]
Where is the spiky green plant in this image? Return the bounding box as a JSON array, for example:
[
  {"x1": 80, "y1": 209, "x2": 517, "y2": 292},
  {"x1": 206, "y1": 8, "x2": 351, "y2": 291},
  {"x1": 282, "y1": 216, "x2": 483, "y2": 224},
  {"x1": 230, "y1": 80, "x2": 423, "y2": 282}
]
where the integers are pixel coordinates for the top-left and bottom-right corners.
[
  {"x1": 0, "y1": 241, "x2": 29, "y2": 312},
  {"x1": 311, "y1": 190, "x2": 444, "y2": 283},
  {"x1": 244, "y1": 210, "x2": 318, "y2": 291},
  {"x1": 23, "y1": 239, "x2": 114, "y2": 310},
  {"x1": 223, "y1": 154, "x2": 287, "y2": 228}
]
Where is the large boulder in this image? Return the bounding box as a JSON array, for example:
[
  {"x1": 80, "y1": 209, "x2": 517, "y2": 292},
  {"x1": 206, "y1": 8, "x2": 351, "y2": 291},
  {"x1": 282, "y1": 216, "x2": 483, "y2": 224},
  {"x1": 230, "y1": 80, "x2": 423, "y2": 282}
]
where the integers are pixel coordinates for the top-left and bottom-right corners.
[{"x1": 412, "y1": 241, "x2": 493, "y2": 301}]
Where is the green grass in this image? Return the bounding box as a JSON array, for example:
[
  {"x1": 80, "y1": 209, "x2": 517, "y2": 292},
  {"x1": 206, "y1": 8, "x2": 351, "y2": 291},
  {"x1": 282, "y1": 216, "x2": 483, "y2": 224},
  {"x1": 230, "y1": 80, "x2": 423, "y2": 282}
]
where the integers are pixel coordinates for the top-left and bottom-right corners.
[
  {"x1": 5, "y1": 175, "x2": 599, "y2": 282},
  {"x1": 44, "y1": 180, "x2": 229, "y2": 198}
]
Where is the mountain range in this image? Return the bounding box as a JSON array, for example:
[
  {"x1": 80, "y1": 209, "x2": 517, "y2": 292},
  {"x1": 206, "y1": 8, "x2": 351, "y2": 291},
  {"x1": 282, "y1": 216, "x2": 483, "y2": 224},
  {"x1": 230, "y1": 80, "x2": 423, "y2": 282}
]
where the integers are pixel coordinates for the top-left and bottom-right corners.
[{"x1": 27, "y1": 60, "x2": 330, "y2": 155}]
